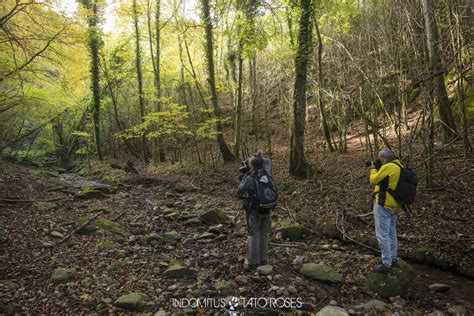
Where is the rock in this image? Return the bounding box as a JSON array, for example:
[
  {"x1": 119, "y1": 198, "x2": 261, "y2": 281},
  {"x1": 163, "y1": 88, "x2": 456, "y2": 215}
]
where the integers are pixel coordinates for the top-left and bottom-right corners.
[
  {"x1": 234, "y1": 275, "x2": 248, "y2": 286},
  {"x1": 257, "y1": 265, "x2": 273, "y2": 275},
  {"x1": 184, "y1": 218, "x2": 202, "y2": 227},
  {"x1": 0, "y1": 280, "x2": 19, "y2": 290},
  {"x1": 163, "y1": 212, "x2": 179, "y2": 221},
  {"x1": 276, "y1": 219, "x2": 303, "y2": 241},
  {"x1": 287, "y1": 285, "x2": 297, "y2": 294},
  {"x1": 427, "y1": 311, "x2": 445, "y2": 316},
  {"x1": 114, "y1": 292, "x2": 155, "y2": 312},
  {"x1": 300, "y1": 263, "x2": 343, "y2": 284},
  {"x1": 320, "y1": 244, "x2": 332, "y2": 250},
  {"x1": 195, "y1": 232, "x2": 217, "y2": 240},
  {"x1": 33, "y1": 202, "x2": 59, "y2": 211},
  {"x1": 316, "y1": 306, "x2": 349, "y2": 316},
  {"x1": 144, "y1": 233, "x2": 163, "y2": 245},
  {"x1": 199, "y1": 209, "x2": 227, "y2": 225},
  {"x1": 329, "y1": 300, "x2": 337, "y2": 306},
  {"x1": 162, "y1": 264, "x2": 197, "y2": 279},
  {"x1": 97, "y1": 239, "x2": 115, "y2": 251},
  {"x1": 208, "y1": 224, "x2": 224, "y2": 234},
  {"x1": 363, "y1": 259, "x2": 415, "y2": 298},
  {"x1": 429, "y1": 283, "x2": 451, "y2": 293},
  {"x1": 177, "y1": 211, "x2": 194, "y2": 220},
  {"x1": 214, "y1": 280, "x2": 238, "y2": 296},
  {"x1": 49, "y1": 268, "x2": 77, "y2": 284},
  {"x1": 76, "y1": 188, "x2": 106, "y2": 199},
  {"x1": 163, "y1": 230, "x2": 182, "y2": 242},
  {"x1": 293, "y1": 255, "x2": 305, "y2": 268},
  {"x1": 76, "y1": 217, "x2": 128, "y2": 239},
  {"x1": 447, "y1": 305, "x2": 465, "y2": 315},
  {"x1": 81, "y1": 276, "x2": 92, "y2": 289},
  {"x1": 354, "y1": 299, "x2": 386, "y2": 312},
  {"x1": 50, "y1": 231, "x2": 64, "y2": 238}
]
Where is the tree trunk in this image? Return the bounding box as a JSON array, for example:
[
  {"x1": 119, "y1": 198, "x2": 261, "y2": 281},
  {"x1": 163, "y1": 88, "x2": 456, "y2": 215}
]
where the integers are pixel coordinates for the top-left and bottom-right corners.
[
  {"x1": 313, "y1": 15, "x2": 334, "y2": 152},
  {"x1": 234, "y1": 44, "x2": 243, "y2": 159},
  {"x1": 88, "y1": 0, "x2": 103, "y2": 160},
  {"x1": 200, "y1": 0, "x2": 236, "y2": 162},
  {"x1": 132, "y1": 0, "x2": 149, "y2": 163},
  {"x1": 289, "y1": 0, "x2": 313, "y2": 177},
  {"x1": 421, "y1": 0, "x2": 457, "y2": 143}
]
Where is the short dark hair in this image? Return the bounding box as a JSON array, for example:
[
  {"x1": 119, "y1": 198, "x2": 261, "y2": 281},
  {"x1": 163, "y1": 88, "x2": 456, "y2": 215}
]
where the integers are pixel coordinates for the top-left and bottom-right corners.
[{"x1": 249, "y1": 152, "x2": 264, "y2": 172}]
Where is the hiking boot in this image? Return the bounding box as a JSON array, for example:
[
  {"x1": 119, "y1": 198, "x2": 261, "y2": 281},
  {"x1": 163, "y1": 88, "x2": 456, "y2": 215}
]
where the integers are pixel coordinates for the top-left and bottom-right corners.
[
  {"x1": 372, "y1": 264, "x2": 392, "y2": 274},
  {"x1": 391, "y1": 260, "x2": 401, "y2": 269},
  {"x1": 260, "y1": 260, "x2": 268, "y2": 265},
  {"x1": 245, "y1": 264, "x2": 258, "y2": 272}
]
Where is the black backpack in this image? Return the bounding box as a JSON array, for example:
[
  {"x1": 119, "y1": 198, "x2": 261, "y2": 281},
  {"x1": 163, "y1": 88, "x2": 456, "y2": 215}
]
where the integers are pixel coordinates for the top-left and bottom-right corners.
[
  {"x1": 387, "y1": 162, "x2": 418, "y2": 205},
  {"x1": 252, "y1": 171, "x2": 278, "y2": 212}
]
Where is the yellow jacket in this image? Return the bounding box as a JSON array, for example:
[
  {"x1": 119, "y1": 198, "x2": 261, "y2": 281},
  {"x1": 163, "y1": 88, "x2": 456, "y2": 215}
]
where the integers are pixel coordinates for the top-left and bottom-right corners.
[{"x1": 369, "y1": 159, "x2": 402, "y2": 210}]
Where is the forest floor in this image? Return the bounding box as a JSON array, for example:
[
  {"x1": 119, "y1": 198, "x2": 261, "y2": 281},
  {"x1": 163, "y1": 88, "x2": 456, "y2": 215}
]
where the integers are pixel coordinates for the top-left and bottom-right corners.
[{"x1": 0, "y1": 145, "x2": 473, "y2": 314}]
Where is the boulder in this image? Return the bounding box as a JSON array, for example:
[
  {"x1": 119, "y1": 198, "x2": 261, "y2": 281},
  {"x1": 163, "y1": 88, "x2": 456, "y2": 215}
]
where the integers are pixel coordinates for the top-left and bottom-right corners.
[
  {"x1": 276, "y1": 219, "x2": 303, "y2": 241},
  {"x1": 163, "y1": 230, "x2": 182, "y2": 242},
  {"x1": 49, "y1": 268, "x2": 77, "y2": 284},
  {"x1": 354, "y1": 299, "x2": 386, "y2": 312},
  {"x1": 363, "y1": 259, "x2": 415, "y2": 298},
  {"x1": 76, "y1": 188, "x2": 106, "y2": 199},
  {"x1": 97, "y1": 239, "x2": 115, "y2": 251},
  {"x1": 33, "y1": 202, "x2": 59, "y2": 211},
  {"x1": 300, "y1": 263, "x2": 343, "y2": 284},
  {"x1": 76, "y1": 217, "x2": 128, "y2": 239},
  {"x1": 257, "y1": 265, "x2": 273, "y2": 276},
  {"x1": 316, "y1": 306, "x2": 349, "y2": 316},
  {"x1": 114, "y1": 292, "x2": 155, "y2": 312},
  {"x1": 0, "y1": 280, "x2": 19, "y2": 290},
  {"x1": 163, "y1": 264, "x2": 197, "y2": 279},
  {"x1": 199, "y1": 209, "x2": 227, "y2": 225},
  {"x1": 429, "y1": 283, "x2": 451, "y2": 293}
]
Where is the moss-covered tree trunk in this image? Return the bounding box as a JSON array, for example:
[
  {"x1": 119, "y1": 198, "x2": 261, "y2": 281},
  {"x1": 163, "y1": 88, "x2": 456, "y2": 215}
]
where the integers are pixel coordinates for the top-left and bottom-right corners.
[
  {"x1": 289, "y1": 0, "x2": 313, "y2": 177},
  {"x1": 79, "y1": 0, "x2": 103, "y2": 160},
  {"x1": 200, "y1": 0, "x2": 236, "y2": 163},
  {"x1": 132, "y1": 0, "x2": 149, "y2": 163},
  {"x1": 422, "y1": 0, "x2": 457, "y2": 143}
]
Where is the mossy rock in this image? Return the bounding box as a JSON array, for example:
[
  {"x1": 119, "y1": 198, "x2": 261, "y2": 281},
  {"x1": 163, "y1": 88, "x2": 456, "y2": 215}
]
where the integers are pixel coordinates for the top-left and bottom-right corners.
[
  {"x1": 214, "y1": 280, "x2": 238, "y2": 296},
  {"x1": 49, "y1": 268, "x2": 77, "y2": 284},
  {"x1": 33, "y1": 201, "x2": 60, "y2": 211},
  {"x1": 163, "y1": 212, "x2": 179, "y2": 221},
  {"x1": 194, "y1": 232, "x2": 216, "y2": 240},
  {"x1": 144, "y1": 233, "x2": 163, "y2": 245},
  {"x1": 0, "y1": 280, "x2": 19, "y2": 290},
  {"x1": 319, "y1": 220, "x2": 341, "y2": 239},
  {"x1": 175, "y1": 183, "x2": 192, "y2": 193},
  {"x1": 300, "y1": 263, "x2": 343, "y2": 284},
  {"x1": 363, "y1": 259, "x2": 415, "y2": 298},
  {"x1": 47, "y1": 185, "x2": 68, "y2": 193},
  {"x1": 199, "y1": 209, "x2": 227, "y2": 225},
  {"x1": 76, "y1": 217, "x2": 128, "y2": 239},
  {"x1": 76, "y1": 188, "x2": 106, "y2": 199},
  {"x1": 411, "y1": 245, "x2": 451, "y2": 269},
  {"x1": 162, "y1": 264, "x2": 197, "y2": 279},
  {"x1": 163, "y1": 230, "x2": 182, "y2": 242},
  {"x1": 276, "y1": 219, "x2": 303, "y2": 241},
  {"x1": 114, "y1": 292, "x2": 155, "y2": 312},
  {"x1": 97, "y1": 239, "x2": 115, "y2": 251},
  {"x1": 178, "y1": 211, "x2": 194, "y2": 220}
]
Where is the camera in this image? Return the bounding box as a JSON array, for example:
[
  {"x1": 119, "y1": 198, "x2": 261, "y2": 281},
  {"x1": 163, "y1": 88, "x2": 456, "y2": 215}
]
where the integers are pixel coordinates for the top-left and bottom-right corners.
[
  {"x1": 364, "y1": 158, "x2": 382, "y2": 170},
  {"x1": 239, "y1": 160, "x2": 250, "y2": 175}
]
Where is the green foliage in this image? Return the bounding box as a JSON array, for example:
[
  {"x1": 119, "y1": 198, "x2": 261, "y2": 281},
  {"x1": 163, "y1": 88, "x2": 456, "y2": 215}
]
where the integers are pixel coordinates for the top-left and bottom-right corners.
[
  {"x1": 196, "y1": 117, "x2": 232, "y2": 139},
  {"x1": 115, "y1": 103, "x2": 192, "y2": 148}
]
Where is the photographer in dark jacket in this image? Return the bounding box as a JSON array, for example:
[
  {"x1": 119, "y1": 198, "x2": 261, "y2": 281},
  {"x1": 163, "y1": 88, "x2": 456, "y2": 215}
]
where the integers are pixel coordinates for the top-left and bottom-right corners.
[{"x1": 238, "y1": 152, "x2": 272, "y2": 272}]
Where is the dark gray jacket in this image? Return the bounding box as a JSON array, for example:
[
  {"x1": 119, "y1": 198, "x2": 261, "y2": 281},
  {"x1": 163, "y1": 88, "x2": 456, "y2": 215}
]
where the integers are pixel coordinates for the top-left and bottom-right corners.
[{"x1": 238, "y1": 159, "x2": 272, "y2": 211}]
